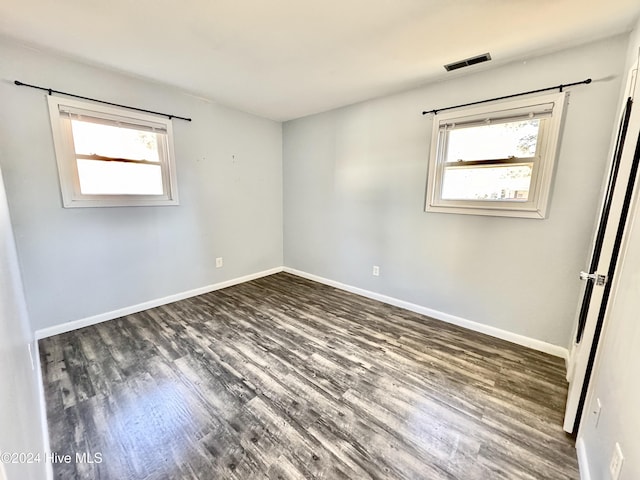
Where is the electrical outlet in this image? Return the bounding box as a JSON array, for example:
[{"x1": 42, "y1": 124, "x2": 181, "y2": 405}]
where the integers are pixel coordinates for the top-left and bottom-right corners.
[
  {"x1": 372, "y1": 265, "x2": 380, "y2": 276},
  {"x1": 215, "y1": 257, "x2": 223, "y2": 268},
  {"x1": 609, "y1": 442, "x2": 624, "y2": 480}
]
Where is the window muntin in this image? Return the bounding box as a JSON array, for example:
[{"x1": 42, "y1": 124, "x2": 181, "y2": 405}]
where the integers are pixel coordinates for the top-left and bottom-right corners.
[
  {"x1": 48, "y1": 97, "x2": 179, "y2": 207},
  {"x1": 426, "y1": 92, "x2": 566, "y2": 218},
  {"x1": 440, "y1": 118, "x2": 545, "y2": 202},
  {"x1": 70, "y1": 119, "x2": 165, "y2": 195}
]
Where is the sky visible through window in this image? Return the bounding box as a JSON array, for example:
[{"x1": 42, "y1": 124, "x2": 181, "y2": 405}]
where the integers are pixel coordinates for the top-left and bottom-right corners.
[
  {"x1": 445, "y1": 119, "x2": 539, "y2": 162},
  {"x1": 442, "y1": 119, "x2": 539, "y2": 200},
  {"x1": 71, "y1": 120, "x2": 159, "y2": 161},
  {"x1": 71, "y1": 120, "x2": 163, "y2": 195}
]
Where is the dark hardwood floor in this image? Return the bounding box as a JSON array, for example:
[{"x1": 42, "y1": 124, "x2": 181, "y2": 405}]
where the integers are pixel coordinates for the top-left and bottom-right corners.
[{"x1": 39, "y1": 272, "x2": 579, "y2": 479}]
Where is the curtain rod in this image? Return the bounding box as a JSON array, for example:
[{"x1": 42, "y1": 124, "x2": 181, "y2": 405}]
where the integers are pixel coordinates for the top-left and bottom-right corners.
[
  {"x1": 422, "y1": 78, "x2": 592, "y2": 116},
  {"x1": 14, "y1": 80, "x2": 192, "y2": 122}
]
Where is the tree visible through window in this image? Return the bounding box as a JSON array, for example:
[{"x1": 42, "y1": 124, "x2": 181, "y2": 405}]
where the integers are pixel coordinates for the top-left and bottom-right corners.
[
  {"x1": 426, "y1": 92, "x2": 566, "y2": 219},
  {"x1": 441, "y1": 119, "x2": 540, "y2": 201}
]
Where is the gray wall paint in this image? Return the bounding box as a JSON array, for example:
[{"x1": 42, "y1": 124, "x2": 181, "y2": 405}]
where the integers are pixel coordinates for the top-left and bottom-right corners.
[
  {"x1": 0, "y1": 167, "x2": 46, "y2": 480},
  {"x1": 283, "y1": 36, "x2": 627, "y2": 347},
  {"x1": 0, "y1": 39, "x2": 283, "y2": 331},
  {"x1": 579, "y1": 19, "x2": 640, "y2": 480}
]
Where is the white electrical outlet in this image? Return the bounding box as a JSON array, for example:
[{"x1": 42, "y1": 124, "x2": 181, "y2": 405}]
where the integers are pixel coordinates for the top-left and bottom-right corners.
[
  {"x1": 372, "y1": 265, "x2": 380, "y2": 276},
  {"x1": 216, "y1": 257, "x2": 223, "y2": 268},
  {"x1": 609, "y1": 442, "x2": 624, "y2": 480}
]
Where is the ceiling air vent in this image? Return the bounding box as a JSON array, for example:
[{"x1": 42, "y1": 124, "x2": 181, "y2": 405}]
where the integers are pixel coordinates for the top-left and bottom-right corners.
[{"x1": 444, "y1": 53, "x2": 492, "y2": 72}]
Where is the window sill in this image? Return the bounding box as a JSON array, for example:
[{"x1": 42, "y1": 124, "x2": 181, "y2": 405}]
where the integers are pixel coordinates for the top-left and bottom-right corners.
[
  {"x1": 425, "y1": 203, "x2": 546, "y2": 219},
  {"x1": 62, "y1": 196, "x2": 179, "y2": 208}
]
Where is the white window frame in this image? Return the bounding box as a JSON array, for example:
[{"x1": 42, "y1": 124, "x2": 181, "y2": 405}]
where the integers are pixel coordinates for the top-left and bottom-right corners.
[
  {"x1": 425, "y1": 92, "x2": 566, "y2": 219},
  {"x1": 47, "y1": 96, "x2": 179, "y2": 208}
]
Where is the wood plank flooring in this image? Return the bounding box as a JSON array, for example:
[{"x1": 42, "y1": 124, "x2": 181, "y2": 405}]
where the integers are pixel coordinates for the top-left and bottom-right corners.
[{"x1": 39, "y1": 272, "x2": 579, "y2": 479}]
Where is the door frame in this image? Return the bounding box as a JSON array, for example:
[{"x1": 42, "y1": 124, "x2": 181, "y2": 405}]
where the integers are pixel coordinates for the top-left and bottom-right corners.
[{"x1": 564, "y1": 63, "x2": 639, "y2": 433}]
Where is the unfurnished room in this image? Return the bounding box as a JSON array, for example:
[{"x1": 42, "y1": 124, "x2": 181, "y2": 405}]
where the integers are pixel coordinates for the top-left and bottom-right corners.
[{"x1": 1, "y1": 1, "x2": 640, "y2": 479}]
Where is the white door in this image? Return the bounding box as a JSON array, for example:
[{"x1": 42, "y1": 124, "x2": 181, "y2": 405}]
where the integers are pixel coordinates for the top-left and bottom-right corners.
[{"x1": 564, "y1": 64, "x2": 640, "y2": 433}]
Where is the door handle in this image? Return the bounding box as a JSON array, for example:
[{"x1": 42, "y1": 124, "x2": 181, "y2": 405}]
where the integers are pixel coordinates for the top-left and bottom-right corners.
[{"x1": 579, "y1": 271, "x2": 607, "y2": 286}]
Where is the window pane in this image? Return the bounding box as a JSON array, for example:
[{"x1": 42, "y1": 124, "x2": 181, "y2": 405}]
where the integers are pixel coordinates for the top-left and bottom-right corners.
[
  {"x1": 445, "y1": 119, "x2": 540, "y2": 162},
  {"x1": 71, "y1": 120, "x2": 160, "y2": 162},
  {"x1": 77, "y1": 160, "x2": 164, "y2": 195},
  {"x1": 441, "y1": 164, "x2": 532, "y2": 201}
]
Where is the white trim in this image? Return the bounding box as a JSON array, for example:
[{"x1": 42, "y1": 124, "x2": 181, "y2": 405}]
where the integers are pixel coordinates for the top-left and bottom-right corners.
[
  {"x1": 33, "y1": 339, "x2": 54, "y2": 480},
  {"x1": 35, "y1": 264, "x2": 568, "y2": 359},
  {"x1": 425, "y1": 91, "x2": 567, "y2": 219},
  {"x1": 47, "y1": 95, "x2": 179, "y2": 208},
  {"x1": 284, "y1": 267, "x2": 568, "y2": 358},
  {"x1": 566, "y1": 343, "x2": 577, "y2": 381},
  {"x1": 35, "y1": 267, "x2": 283, "y2": 339},
  {"x1": 576, "y1": 437, "x2": 592, "y2": 480},
  {"x1": 565, "y1": 63, "x2": 640, "y2": 433},
  {"x1": 563, "y1": 348, "x2": 570, "y2": 369}
]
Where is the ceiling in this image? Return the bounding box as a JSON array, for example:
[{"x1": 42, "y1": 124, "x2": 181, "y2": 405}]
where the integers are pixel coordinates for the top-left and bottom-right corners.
[{"x1": 2, "y1": 1, "x2": 640, "y2": 121}]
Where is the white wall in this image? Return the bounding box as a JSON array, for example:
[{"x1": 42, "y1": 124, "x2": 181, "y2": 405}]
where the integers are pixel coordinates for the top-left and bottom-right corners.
[
  {"x1": 283, "y1": 35, "x2": 627, "y2": 348},
  {"x1": 578, "y1": 19, "x2": 640, "y2": 480},
  {"x1": 578, "y1": 185, "x2": 640, "y2": 477},
  {"x1": 0, "y1": 167, "x2": 46, "y2": 479},
  {"x1": 0, "y1": 39, "x2": 283, "y2": 332}
]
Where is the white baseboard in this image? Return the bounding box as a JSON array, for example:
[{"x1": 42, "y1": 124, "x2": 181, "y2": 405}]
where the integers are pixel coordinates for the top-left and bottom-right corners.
[
  {"x1": 283, "y1": 267, "x2": 568, "y2": 359},
  {"x1": 35, "y1": 267, "x2": 283, "y2": 339},
  {"x1": 576, "y1": 437, "x2": 592, "y2": 480},
  {"x1": 33, "y1": 338, "x2": 53, "y2": 480},
  {"x1": 35, "y1": 265, "x2": 568, "y2": 360}
]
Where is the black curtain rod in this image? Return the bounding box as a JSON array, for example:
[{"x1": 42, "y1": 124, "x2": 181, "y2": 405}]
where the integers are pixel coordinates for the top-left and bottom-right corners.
[
  {"x1": 422, "y1": 78, "x2": 592, "y2": 116},
  {"x1": 14, "y1": 80, "x2": 192, "y2": 122}
]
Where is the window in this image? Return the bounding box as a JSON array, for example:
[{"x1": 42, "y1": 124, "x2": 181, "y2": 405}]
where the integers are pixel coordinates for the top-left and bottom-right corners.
[
  {"x1": 425, "y1": 92, "x2": 566, "y2": 218},
  {"x1": 47, "y1": 97, "x2": 179, "y2": 207}
]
